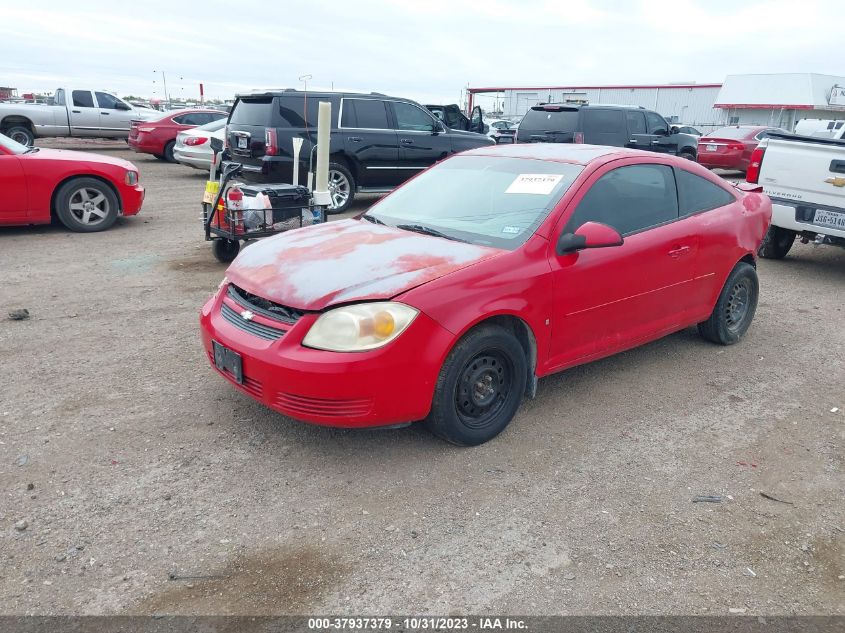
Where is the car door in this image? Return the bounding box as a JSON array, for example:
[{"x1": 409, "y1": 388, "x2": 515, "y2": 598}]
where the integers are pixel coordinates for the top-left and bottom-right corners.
[
  {"x1": 95, "y1": 92, "x2": 135, "y2": 136},
  {"x1": 547, "y1": 161, "x2": 699, "y2": 368},
  {"x1": 339, "y1": 98, "x2": 402, "y2": 187},
  {"x1": 625, "y1": 110, "x2": 655, "y2": 151},
  {"x1": 390, "y1": 100, "x2": 452, "y2": 180},
  {"x1": 69, "y1": 90, "x2": 103, "y2": 136},
  {"x1": 0, "y1": 148, "x2": 28, "y2": 221},
  {"x1": 647, "y1": 111, "x2": 677, "y2": 154}
]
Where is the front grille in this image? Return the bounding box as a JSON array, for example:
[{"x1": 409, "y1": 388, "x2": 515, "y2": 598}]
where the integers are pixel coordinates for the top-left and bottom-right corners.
[
  {"x1": 228, "y1": 285, "x2": 304, "y2": 324},
  {"x1": 274, "y1": 392, "x2": 373, "y2": 418},
  {"x1": 221, "y1": 303, "x2": 287, "y2": 341}
]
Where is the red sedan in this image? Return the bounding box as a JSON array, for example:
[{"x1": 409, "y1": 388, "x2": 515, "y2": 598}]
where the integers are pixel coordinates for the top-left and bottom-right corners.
[
  {"x1": 200, "y1": 143, "x2": 771, "y2": 445},
  {"x1": 698, "y1": 126, "x2": 788, "y2": 173},
  {"x1": 0, "y1": 133, "x2": 144, "y2": 232},
  {"x1": 128, "y1": 109, "x2": 226, "y2": 162}
]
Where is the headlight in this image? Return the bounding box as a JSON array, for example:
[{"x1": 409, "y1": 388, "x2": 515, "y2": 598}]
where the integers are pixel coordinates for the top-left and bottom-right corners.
[
  {"x1": 302, "y1": 302, "x2": 419, "y2": 352},
  {"x1": 125, "y1": 171, "x2": 139, "y2": 185}
]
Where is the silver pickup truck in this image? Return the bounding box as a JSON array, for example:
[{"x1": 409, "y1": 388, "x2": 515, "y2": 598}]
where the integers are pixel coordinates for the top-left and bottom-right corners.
[
  {"x1": 747, "y1": 132, "x2": 845, "y2": 258},
  {"x1": 0, "y1": 88, "x2": 159, "y2": 145}
]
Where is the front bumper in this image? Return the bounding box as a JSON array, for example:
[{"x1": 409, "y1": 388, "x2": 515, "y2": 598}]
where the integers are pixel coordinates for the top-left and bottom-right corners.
[
  {"x1": 199, "y1": 287, "x2": 455, "y2": 428},
  {"x1": 120, "y1": 184, "x2": 145, "y2": 216}
]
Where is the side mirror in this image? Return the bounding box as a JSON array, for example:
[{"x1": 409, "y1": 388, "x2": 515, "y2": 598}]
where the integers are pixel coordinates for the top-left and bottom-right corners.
[
  {"x1": 556, "y1": 221, "x2": 623, "y2": 255},
  {"x1": 432, "y1": 120, "x2": 445, "y2": 135},
  {"x1": 670, "y1": 125, "x2": 680, "y2": 135}
]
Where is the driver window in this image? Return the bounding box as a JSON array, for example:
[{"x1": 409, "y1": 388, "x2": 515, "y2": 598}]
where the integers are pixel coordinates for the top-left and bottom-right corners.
[
  {"x1": 95, "y1": 92, "x2": 121, "y2": 109},
  {"x1": 565, "y1": 164, "x2": 678, "y2": 236},
  {"x1": 393, "y1": 102, "x2": 435, "y2": 131},
  {"x1": 645, "y1": 111, "x2": 667, "y2": 135}
]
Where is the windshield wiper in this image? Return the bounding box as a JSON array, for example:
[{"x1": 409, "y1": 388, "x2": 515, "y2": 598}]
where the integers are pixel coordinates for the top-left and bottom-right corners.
[
  {"x1": 361, "y1": 214, "x2": 385, "y2": 225},
  {"x1": 396, "y1": 223, "x2": 467, "y2": 243}
]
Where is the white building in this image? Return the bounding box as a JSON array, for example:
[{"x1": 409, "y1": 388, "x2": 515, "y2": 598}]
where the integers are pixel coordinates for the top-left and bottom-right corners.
[
  {"x1": 468, "y1": 73, "x2": 845, "y2": 132},
  {"x1": 713, "y1": 73, "x2": 845, "y2": 130}
]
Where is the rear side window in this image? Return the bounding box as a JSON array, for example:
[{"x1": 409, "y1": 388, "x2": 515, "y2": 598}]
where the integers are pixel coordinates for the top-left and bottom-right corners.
[
  {"x1": 582, "y1": 109, "x2": 626, "y2": 145},
  {"x1": 341, "y1": 99, "x2": 389, "y2": 129},
  {"x1": 520, "y1": 107, "x2": 579, "y2": 132},
  {"x1": 72, "y1": 90, "x2": 94, "y2": 108},
  {"x1": 567, "y1": 164, "x2": 678, "y2": 235},
  {"x1": 229, "y1": 98, "x2": 275, "y2": 126},
  {"x1": 626, "y1": 111, "x2": 646, "y2": 135},
  {"x1": 676, "y1": 169, "x2": 735, "y2": 216}
]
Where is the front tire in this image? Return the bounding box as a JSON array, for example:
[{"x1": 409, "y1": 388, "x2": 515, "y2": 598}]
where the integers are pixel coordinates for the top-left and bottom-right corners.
[
  {"x1": 5, "y1": 125, "x2": 34, "y2": 146},
  {"x1": 758, "y1": 226, "x2": 796, "y2": 259},
  {"x1": 698, "y1": 262, "x2": 759, "y2": 345},
  {"x1": 679, "y1": 150, "x2": 696, "y2": 161},
  {"x1": 425, "y1": 325, "x2": 527, "y2": 446},
  {"x1": 326, "y1": 162, "x2": 355, "y2": 213},
  {"x1": 163, "y1": 141, "x2": 176, "y2": 163},
  {"x1": 54, "y1": 178, "x2": 119, "y2": 232}
]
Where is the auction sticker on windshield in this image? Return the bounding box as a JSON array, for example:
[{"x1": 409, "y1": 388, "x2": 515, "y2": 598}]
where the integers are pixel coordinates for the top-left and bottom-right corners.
[{"x1": 505, "y1": 174, "x2": 564, "y2": 195}]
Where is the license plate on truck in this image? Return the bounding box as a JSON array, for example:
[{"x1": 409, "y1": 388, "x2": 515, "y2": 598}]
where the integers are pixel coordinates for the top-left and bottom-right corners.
[
  {"x1": 212, "y1": 341, "x2": 243, "y2": 384},
  {"x1": 237, "y1": 136, "x2": 248, "y2": 149},
  {"x1": 813, "y1": 209, "x2": 845, "y2": 230}
]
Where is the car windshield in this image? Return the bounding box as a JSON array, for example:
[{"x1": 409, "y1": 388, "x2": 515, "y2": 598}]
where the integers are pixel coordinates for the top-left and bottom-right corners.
[
  {"x1": 364, "y1": 155, "x2": 583, "y2": 250},
  {"x1": 0, "y1": 132, "x2": 31, "y2": 154},
  {"x1": 706, "y1": 127, "x2": 756, "y2": 139}
]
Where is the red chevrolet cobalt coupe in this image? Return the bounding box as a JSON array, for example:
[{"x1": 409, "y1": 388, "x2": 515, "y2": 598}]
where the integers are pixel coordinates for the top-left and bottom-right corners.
[
  {"x1": 200, "y1": 144, "x2": 771, "y2": 445},
  {"x1": 0, "y1": 132, "x2": 144, "y2": 231}
]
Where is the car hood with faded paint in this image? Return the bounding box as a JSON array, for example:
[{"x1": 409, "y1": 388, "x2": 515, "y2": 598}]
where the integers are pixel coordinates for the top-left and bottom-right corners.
[{"x1": 225, "y1": 219, "x2": 504, "y2": 311}]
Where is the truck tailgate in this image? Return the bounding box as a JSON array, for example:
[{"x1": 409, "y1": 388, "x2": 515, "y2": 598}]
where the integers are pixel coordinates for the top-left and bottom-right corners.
[{"x1": 760, "y1": 137, "x2": 845, "y2": 211}]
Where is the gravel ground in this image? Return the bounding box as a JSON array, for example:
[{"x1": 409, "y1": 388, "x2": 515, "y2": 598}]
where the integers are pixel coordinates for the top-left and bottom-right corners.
[{"x1": 1, "y1": 140, "x2": 843, "y2": 616}]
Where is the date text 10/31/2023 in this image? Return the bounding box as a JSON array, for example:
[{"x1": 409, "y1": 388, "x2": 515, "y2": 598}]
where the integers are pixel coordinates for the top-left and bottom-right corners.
[{"x1": 307, "y1": 617, "x2": 528, "y2": 630}]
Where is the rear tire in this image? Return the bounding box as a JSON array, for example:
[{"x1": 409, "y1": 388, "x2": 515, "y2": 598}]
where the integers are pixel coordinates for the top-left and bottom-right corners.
[
  {"x1": 212, "y1": 238, "x2": 240, "y2": 263},
  {"x1": 163, "y1": 141, "x2": 176, "y2": 163},
  {"x1": 425, "y1": 325, "x2": 527, "y2": 446},
  {"x1": 6, "y1": 125, "x2": 34, "y2": 146},
  {"x1": 758, "y1": 226, "x2": 796, "y2": 259},
  {"x1": 326, "y1": 162, "x2": 355, "y2": 214},
  {"x1": 698, "y1": 262, "x2": 759, "y2": 345},
  {"x1": 54, "y1": 178, "x2": 120, "y2": 232}
]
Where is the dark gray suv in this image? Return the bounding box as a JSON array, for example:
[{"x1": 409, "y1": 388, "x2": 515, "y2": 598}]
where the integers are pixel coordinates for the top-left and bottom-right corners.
[
  {"x1": 226, "y1": 90, "x2": 494, "y2": 212},
  {"x1": 515, "y1": 103, "x2": 698, "y2": 161}
]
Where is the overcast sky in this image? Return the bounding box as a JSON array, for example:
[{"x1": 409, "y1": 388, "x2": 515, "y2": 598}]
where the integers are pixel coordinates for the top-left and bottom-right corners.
[{"x1": 1, "y1": 0, "x2": 841, "y2": 106}]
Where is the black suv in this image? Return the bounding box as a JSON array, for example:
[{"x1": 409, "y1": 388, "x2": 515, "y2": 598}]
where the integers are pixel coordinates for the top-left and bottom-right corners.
[
  {"x1": 226, "y1": 90, "x2": 494, "y2": 212},
  {"x1": 515, "y1": 103, "x2": 698, "y2": 160}
]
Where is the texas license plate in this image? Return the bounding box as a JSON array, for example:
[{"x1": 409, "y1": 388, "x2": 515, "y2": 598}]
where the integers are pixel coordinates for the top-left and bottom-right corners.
[
  {"x1": 237, "y1": 136, "x2": 248, "y2": 149},
  {"x1": 212, "y1": 341, "x2": 243, "y2": 384},
  {"x1": 813, "y1": 209, "x2": 845, "y2": 230},
  {"x1": 706, "y1": 144, "x2": 717, "y2": 152}
]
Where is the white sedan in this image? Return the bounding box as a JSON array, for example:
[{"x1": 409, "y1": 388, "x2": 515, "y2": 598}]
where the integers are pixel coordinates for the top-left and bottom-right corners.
[{"x1": 173, "y1": 118, "x2": 227, "y2": 170}]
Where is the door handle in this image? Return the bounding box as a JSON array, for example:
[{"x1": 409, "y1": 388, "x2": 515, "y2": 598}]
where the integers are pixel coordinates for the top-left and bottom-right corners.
[
  {"x1": 347, "y1": 136, "x2": 361, "y2": 142},
  {"x1": 72, "y1": 110, "x2": 81, "y2": 113},
  {"x1": 400, "y1": 138, "x2": 414, "y2": 145},
  {"x1": 101, "y1": 111, "x2": 110, "y2": 115},
  {"x1": 651, "y1": 139, "x2": 661, "y2": 144},
  {"x1": 668, "y1": 245, "x2": 691, "y2": 258},
  {"x1": 629, "y1": 139, "x2": 638, "y2": 143}
]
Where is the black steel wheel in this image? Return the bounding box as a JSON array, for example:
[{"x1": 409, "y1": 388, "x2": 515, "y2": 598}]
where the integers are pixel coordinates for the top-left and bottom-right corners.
[
  {"x1": 758, "y1": 226, "x2": 796, "y2": 259},
  {"x1": 426, "y1": 324, "x2": 527, "y2": 446},
  {"x1": 698, "y1": 262, "x2": 759, "y2": 345}
]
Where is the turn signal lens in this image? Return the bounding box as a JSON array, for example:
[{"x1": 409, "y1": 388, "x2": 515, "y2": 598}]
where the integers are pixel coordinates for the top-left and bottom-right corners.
[
  {"x1": 125, "y1": 171, "x2": 138, "y2": 185},
  {"x1": 302, "y1": 302, "x2": 418, "y2": 352}
]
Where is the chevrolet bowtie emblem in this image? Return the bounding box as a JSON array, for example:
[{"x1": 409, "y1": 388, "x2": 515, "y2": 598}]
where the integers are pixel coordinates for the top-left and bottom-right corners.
[
  {"x1": 825, "y1": 177, "x2": 845, "y2": 187},
  {"x1": 240, "y1": 310, "x2": 255, "y2": 321}
]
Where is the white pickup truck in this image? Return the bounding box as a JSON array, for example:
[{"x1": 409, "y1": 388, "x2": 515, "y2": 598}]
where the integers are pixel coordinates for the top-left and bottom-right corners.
[
  {"x1": 746, "y1": 132, "x2": 845, "y2": 259},
  {"x1": 0, "y1": 88, "x2": 159, "y2": 146}
]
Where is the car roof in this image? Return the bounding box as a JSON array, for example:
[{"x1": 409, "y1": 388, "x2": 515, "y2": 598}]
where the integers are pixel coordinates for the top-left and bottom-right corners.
[
  {"x1": 235, "y1": 89, "x2": 394, "y2": 100},
  {"x1": 460, "y1": 143, "x2": 652, "y2": 165}
]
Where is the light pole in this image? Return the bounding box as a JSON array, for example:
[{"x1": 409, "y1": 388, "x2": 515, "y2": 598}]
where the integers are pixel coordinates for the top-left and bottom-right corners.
[{"x1": 153, "y1": 70, "x2": 170, "y2": 108}]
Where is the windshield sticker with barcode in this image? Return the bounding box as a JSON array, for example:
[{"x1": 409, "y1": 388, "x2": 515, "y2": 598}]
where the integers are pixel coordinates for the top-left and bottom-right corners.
[
  {"x1": 505, "y1": 174, "x2": 564, "y2": 195},
  {"x1": 501, "y1": 226, "x2": 521, "y2": 234}
]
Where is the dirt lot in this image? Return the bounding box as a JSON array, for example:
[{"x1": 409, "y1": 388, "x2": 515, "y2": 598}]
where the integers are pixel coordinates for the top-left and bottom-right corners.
[{"x1": 1, "y1": 140, "x2": 843, "y2": 616}]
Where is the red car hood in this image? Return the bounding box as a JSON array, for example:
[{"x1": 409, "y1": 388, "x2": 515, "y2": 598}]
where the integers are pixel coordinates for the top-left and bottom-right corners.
[
  {"x1": 23, "y1": 147, "x2": 137, "y2": 171},
  {"x1": 225, "y1": 219, "x2": 503, "y2": 310}
]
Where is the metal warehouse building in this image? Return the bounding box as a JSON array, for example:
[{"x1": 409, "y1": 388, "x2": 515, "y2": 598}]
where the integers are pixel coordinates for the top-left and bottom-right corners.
[{"x1": 468, "y1": 73, "x2": 845, "y2": 132}]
